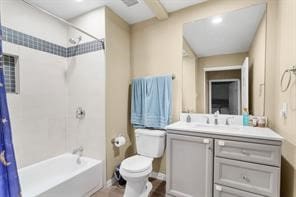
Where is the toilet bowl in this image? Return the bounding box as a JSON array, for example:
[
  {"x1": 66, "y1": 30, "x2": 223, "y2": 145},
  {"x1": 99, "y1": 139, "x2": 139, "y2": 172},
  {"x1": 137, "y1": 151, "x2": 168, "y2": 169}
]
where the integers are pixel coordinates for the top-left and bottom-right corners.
[
  {"x1": 120, "y1": 155, "x2": 153, "y2": 197},
  {"x1": 120, "y1": 129, "x2": 166, "y2": 197}
]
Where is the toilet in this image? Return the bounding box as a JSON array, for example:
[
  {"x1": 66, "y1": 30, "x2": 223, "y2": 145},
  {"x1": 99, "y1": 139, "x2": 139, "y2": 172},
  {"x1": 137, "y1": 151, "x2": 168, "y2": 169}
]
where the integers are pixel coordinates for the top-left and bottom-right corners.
[{"x1": 120, "y1": 129, "x2": 166, "y2": 197}]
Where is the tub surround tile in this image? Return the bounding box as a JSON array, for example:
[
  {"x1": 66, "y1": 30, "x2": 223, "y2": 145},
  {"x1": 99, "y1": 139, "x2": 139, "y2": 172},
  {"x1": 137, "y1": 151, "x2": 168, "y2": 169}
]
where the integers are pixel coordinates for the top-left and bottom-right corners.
[
  {"x1": 1, "y1": 26, "x2": 104, "y2": 57},
  {"x1": 67, "y1": 40, "x2": 104, "y2": 57},
  {"x1": 2, "y1": 2, "x2": 107, "y2": 173}
]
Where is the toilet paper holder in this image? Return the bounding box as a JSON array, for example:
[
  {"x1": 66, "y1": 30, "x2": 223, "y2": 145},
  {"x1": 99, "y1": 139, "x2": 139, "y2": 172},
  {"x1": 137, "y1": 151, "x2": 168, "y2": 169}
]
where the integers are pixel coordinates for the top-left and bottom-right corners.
[{"x1": 111, "y1": 134, "x2": 124, "y2": 144}]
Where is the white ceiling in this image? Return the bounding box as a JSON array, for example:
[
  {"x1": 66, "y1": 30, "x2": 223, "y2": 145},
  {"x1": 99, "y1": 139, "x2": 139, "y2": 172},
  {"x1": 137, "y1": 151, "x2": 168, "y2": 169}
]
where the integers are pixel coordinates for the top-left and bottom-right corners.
[
  {"x1": 183, "y1": 3, "x2": 266, "y2": 57},
  {"x1": 160, "y1": 0, "x2": 206, "y2": 13},
  {"x1": 25, "y1": 0, "x2": 207, "y2": 24}
]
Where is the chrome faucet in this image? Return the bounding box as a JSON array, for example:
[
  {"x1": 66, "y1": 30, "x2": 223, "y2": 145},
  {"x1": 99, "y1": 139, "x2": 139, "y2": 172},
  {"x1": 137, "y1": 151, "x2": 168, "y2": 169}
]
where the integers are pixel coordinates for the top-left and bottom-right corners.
[
  {"x1": 203, "y1": 116, "x2": 210, "y2": 124},
  {"x1": 225, "y1": 117, "x2": 235, "y2": 125},
  {"x1": 214, "y1": 111, "x2": 219, "y2": 125},
  {"x1": 72, "y1": 146, "x2": 84, "y2": 164}
]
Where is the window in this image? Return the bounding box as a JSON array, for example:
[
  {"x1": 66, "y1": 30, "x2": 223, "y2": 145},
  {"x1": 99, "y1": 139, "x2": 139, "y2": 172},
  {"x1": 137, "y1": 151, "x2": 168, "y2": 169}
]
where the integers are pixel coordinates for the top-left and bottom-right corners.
[{"x1": 0, "y1": 54, "x2": 19, "y2": 94}]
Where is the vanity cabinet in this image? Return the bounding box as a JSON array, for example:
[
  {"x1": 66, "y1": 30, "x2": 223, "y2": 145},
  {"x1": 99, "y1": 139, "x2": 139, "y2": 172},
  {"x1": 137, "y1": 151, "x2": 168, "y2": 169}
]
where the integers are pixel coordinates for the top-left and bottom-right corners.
[
  {"x1": 166, "y1": 134, "x2": 213, "y2": 197},
  {"x1": 166, "y1": 130, "x2": 282, "y2": 197}
]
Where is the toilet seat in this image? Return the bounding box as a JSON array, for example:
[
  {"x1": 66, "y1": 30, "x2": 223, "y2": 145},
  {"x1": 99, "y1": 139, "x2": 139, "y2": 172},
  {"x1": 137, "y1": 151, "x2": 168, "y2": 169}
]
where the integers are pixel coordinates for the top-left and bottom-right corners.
[{"x1": 121, "y1": 155, "x2": 153, "y2": 173}]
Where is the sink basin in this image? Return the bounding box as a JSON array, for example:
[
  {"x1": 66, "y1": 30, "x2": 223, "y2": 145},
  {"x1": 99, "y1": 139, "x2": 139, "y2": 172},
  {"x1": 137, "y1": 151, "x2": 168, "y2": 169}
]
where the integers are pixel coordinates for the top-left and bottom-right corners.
[{"x1": 193, "y1": 123, "x2": 242, "y2": 132}]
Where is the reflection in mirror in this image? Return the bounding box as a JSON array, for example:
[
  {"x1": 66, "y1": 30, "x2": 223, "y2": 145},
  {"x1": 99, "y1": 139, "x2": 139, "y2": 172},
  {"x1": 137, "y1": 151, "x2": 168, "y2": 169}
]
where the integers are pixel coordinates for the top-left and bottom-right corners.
[{"x1": 182, "y1": 3, "x2": 267, "y2": 116}]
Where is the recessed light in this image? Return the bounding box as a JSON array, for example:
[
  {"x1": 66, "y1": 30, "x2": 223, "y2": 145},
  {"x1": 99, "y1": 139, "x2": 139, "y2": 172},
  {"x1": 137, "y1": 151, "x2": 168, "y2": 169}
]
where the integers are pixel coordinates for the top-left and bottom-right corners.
[
  {"x1": 76, "y1": 0, "x2": 84, "y2": 2},
  {"x1": 212, "y1": 16, "x2": 223, "y2": 24}
]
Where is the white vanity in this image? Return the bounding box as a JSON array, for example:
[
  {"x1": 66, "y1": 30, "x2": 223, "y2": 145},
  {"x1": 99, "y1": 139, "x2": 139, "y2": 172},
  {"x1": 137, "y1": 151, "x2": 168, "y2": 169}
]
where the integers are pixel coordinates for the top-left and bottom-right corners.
[{"x1": 166, "y1": 114, "x2": 283, "y2": 197}]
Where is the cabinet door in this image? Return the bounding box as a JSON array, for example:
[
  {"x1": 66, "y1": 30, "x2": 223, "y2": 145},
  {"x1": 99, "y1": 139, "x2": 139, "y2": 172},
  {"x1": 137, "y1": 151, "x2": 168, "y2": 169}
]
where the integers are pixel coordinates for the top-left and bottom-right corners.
[{"x1": 166, "y1": 133, "x2": 213, "y2": 197}]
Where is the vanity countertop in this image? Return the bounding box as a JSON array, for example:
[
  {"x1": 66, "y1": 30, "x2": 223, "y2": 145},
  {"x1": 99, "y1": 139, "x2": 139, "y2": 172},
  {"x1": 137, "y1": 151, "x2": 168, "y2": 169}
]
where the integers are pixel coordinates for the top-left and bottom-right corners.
[{"x1": 166, "y1": 121, "x2": 283, "y2": 142}]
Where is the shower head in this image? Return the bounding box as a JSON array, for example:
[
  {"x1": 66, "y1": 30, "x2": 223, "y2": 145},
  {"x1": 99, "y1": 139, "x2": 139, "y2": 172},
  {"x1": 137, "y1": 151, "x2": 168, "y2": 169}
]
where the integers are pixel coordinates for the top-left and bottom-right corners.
[{"x1": 69, "y1": 36, "x2": 82, "y2": 45}]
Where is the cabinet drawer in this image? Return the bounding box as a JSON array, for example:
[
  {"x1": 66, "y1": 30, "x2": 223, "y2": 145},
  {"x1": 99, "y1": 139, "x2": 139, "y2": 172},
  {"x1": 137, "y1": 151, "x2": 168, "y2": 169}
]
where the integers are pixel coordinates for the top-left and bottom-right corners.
[
  {"x1": 215, "y1": 140, "x2": 281, "y2": 166},
  {"x1": 214, "y1": 158, "x2": 280, "y2": 197},
  {"x1": 214, "y1": 184, "x2": 264, "y2": 197}
]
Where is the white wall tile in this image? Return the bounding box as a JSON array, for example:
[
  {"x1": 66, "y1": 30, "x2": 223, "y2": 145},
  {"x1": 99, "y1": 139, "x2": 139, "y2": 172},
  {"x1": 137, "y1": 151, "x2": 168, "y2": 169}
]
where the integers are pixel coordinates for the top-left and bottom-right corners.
[{"x1": 3, "y1": 1, "x2": 106, "y2": 175}]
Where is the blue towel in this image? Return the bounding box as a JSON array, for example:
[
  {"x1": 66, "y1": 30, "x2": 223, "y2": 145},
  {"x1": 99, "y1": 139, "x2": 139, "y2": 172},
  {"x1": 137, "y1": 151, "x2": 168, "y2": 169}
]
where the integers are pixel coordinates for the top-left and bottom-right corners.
[{"x1": 131, "y1": 75, "x2": 172, "y2": 129}]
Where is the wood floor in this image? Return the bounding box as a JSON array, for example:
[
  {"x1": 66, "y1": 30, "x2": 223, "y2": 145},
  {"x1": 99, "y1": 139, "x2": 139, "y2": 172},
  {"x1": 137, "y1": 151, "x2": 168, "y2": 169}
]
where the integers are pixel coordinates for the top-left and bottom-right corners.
[{"x1": 92, "y1": 178, "x2": 166, "y2": 197}]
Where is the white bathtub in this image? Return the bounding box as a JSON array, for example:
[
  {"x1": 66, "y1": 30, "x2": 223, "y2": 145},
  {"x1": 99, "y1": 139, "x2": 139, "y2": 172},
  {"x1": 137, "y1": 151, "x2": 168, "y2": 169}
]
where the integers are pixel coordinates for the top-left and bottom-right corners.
[{"x1": 18, "y1": 153, "x2": 103, "y2": 197}]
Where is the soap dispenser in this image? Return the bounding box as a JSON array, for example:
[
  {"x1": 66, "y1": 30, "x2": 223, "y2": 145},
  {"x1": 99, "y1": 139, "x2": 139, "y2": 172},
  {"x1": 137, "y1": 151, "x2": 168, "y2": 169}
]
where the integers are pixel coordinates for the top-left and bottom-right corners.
[
  {"x1": 242, "y1": 108, "x2": 250, "y2": 126},
  {"x1": 186, "y1": 110, "x2": 191, "y2": 123}
]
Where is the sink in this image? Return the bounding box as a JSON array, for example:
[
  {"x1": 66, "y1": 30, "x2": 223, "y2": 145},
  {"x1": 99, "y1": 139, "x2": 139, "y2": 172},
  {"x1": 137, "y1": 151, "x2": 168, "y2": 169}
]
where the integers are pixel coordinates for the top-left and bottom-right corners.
[
  {"x1": 167, "y1": 121, "x2": 244, "y2": 134},
  {"x1": 192, "y1": 123, "x2": 242, "y2": 132}
]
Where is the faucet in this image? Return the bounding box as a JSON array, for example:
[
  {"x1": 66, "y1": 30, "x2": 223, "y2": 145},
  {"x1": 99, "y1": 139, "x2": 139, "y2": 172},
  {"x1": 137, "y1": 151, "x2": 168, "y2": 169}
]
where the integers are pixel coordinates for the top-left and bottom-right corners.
[
  {"x1": 203, "y1": 116, "x2": 210, "y2": 124},
  {"x1": 225, "y1": 117, "x2": 235, "y2": 125},
  {"x1": 214, "y1": 111, "x2": 219, "y2": 125},
  {"x1": 72, "y1": 146, "x2": 84, "y2": 164}
]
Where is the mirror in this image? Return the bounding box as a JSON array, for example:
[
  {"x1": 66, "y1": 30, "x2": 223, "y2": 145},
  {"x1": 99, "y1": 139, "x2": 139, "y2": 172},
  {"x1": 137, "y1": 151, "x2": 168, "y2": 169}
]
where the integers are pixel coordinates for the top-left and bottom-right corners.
[{"x1": 182, "y1": 3, "x2": 267, "y2": 116}]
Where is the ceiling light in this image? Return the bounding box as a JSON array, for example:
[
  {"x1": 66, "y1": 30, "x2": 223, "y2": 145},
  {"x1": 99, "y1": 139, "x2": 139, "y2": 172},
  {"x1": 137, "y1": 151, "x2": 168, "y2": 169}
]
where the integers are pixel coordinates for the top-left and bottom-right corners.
[
  {"x1": 212, "y1": 16, "x2": 223, "y2": 24},
  {"x1": 76, "y1": 0, "x2": 84, "y2": 2}
]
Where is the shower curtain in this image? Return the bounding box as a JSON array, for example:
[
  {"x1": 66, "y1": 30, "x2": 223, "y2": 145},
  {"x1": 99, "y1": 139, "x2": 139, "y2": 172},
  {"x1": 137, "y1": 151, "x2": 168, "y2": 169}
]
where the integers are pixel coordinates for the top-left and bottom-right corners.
[{"x1": 0, "y1": 22, "x2": 21, "y2": 196}]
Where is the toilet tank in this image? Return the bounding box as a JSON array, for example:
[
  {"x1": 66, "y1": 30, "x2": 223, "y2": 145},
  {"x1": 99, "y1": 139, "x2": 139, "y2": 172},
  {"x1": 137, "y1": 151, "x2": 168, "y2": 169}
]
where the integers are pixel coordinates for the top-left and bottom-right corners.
[{"x1": 135, "y1": 129, "x2": 166, "y2": 158}]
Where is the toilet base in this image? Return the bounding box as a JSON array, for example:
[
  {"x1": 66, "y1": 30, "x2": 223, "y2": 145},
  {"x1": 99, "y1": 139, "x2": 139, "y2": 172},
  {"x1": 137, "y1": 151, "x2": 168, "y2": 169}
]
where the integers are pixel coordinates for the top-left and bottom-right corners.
[{"x1": 123, "y1": 181, "x2": 152, "y2": 197}]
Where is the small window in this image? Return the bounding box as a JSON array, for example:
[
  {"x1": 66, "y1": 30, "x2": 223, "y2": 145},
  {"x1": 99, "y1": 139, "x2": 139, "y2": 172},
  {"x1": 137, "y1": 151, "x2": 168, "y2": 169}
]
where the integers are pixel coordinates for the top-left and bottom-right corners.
[{"x1": 0, "y1": 54, "x2": 19, "y2": 94}]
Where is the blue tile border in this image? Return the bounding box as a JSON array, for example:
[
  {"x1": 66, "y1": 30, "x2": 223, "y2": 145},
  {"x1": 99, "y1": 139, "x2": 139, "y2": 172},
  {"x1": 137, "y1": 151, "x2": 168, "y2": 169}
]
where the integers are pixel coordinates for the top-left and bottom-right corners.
[
  {"x1": 67, "y1": 40, "x2": 104, "y2": 57},
  {"x1": 1, "y1": 26, "x2": 104, "y2": 57}
]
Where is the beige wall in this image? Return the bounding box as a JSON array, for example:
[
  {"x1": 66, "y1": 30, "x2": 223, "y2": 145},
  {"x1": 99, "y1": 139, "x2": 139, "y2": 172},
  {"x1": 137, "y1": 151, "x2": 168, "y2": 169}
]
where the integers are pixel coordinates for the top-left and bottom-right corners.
[
  {"x1": 197, "y1": 53, "x2": 248, "y2": 113},
  {"x1": 105, "y1": 8, "x2": 132, "y2": 180},
  {"x1": 131, "y1": 0, "x2": 265, "y2": 174},
  {"x1": 182, "y1": 55, "x2": 197, "y2": 112},
  {"x1": 265, "y1": 0, "x2": 296, "y2": 196},
  {"x1": 206, "y1": 70, "x2": 241, "y2": 81},
  {"x1": 182, "y1": 39, "x2": 197, "y2": 112},
  {"x1": 249, "y1": 13, "x2": 267, "y2": 116}
]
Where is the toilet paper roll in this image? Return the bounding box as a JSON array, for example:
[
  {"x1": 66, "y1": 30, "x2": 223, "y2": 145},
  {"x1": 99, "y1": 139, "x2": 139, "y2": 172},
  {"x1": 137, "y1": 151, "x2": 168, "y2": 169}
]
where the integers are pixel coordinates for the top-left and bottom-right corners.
[{"x1": 114, "y1": 136, "x2": 126, "y2": 148}]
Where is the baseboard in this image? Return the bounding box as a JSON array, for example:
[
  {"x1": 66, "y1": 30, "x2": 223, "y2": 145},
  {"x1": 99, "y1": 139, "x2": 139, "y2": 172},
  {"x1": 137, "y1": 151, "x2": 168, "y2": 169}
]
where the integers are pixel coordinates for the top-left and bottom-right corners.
[
  {"x1": 105, "y1": 177, "x2": 116, "y2": 187},
  {"x1": 86, "y1": 185, "x2": 103, "y2": 197},
  {"x1": 150, "y1": 171, "x2": 166, "y2": 181}
]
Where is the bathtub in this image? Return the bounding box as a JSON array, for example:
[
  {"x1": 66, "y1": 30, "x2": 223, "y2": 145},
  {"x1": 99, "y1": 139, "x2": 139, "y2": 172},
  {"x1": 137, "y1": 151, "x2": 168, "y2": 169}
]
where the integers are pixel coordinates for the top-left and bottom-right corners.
[{"x1": 18, "y1": 153, "x2": 103, "y2": 197}]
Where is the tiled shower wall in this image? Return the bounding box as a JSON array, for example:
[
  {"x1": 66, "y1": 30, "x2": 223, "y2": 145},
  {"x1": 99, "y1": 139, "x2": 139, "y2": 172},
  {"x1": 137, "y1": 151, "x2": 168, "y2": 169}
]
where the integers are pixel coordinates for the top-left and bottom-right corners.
[
  {"x1": 66, "y1": 6, "x2": 106, "y2": 176},
  {"x1": 2, "y1": 26, "x2": 104, "y2": 57},
  {"x1": 1, "y1": 0, "x2": 106, "y2": 174}
]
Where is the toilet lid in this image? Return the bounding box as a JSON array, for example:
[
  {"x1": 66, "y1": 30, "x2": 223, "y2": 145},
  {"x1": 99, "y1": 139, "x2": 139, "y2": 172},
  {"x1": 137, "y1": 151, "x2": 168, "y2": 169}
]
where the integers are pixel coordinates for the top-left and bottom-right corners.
[{"x1": 121, "y1": 155, "x2": 152, "y2": 173}]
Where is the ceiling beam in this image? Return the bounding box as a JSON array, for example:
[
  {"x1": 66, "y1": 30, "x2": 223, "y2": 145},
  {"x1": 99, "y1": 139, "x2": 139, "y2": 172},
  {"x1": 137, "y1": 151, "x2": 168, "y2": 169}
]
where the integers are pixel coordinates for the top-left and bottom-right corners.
[{"x1": 143, "y1": 0, "x2": 168, "y2": 20}]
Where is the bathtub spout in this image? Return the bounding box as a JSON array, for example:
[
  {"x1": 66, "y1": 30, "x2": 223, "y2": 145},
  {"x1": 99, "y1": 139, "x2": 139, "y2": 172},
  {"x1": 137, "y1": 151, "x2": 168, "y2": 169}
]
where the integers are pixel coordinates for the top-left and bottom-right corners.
[{"x1": 72, "y1": 146, "x2": 84, "y2": 164}]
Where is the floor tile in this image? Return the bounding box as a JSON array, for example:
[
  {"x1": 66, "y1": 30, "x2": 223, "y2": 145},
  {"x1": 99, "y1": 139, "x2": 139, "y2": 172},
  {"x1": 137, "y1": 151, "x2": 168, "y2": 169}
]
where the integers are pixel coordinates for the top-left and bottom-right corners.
[{"x1": 92, "y1": 178, "x2": 166, "y2": 197}]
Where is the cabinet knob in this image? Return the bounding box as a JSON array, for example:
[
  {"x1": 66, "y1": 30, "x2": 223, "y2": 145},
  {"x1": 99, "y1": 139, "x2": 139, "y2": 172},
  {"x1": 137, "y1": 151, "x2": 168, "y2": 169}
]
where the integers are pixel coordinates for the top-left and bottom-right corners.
[
  {"x1": 242, "y1": 175, "x2": 250, "y2": 182},
  {"x1": 215, "y1": 185, "x2": 223, "y2": 191}
]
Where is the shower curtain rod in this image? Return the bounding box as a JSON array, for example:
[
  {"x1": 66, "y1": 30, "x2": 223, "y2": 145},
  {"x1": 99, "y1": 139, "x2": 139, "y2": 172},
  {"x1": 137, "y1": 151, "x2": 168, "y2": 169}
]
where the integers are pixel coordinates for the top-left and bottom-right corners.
[{"x1": 21, "y1": 0, "x2": 104, "y2": 44}]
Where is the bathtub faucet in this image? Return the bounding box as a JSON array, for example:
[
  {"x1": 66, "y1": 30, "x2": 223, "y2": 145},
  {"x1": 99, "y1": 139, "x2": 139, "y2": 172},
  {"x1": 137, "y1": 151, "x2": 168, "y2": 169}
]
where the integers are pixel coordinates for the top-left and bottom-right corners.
[{"x1": 72, "y1": 146, "x2": 84, "y2": 164}]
